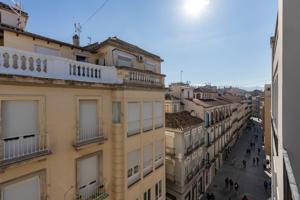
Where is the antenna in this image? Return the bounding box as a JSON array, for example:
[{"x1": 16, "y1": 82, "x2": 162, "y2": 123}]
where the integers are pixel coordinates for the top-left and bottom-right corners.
[
  {"x1": 87, "y1": 36, "x2": 92, "y2": 44},
  {"x1": 10, "y1": 0, "x2": 22, "y2": 29},
  {"x1": 180, "y1": 70, "x2": 183, "y2": 83},
  {"x1": 74, "y1": 23, "x2": 82, "y2": 36}
]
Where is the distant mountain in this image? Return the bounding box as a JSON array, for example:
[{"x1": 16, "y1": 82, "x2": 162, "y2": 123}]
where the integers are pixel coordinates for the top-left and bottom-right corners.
[{"x1": 239, "y1": 86, "x2": 264, "y2": 92}]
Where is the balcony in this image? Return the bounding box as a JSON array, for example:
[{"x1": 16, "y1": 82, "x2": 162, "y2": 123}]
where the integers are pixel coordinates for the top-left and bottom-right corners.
[
  {"x1": 117, "y1": 66, "x2": 165, "y2": 88},
  {"x1": 184, "y1": 172, "x2": 193, "y2": 184},
  {"x1": 0, "y1": 133, "x2": 50, "y2": 167},
  {"x1": 166, "y1": 147, "x2": 175, "y2": 156},
  {"x1": 74, "y1": 126, "x2": 106, "y2": 149},
  {"x1": 143, "y1": 160, "x2": 153, "y2": 177},
  {"x1": 154, "y1": 155, "x2": 164, "y2": 169},
  {"x1": 184, "y1": 146, "x2": 193, "y2": 156},
  {"x1": 0, "y1": 46, "x2": 120, "y2": 84},
  {"x1": 75, "y1": 182, "x2": 108, "y2": 200},
  {"x1": 0, "y1": 47, "x2": 165, "y2": 88}
]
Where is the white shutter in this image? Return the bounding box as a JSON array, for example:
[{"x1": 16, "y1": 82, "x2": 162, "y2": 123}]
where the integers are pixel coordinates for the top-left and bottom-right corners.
[
  {"x1": 2, "y1": 176, "x2": 40, "y2": 200},
  {"x1": 2, "y1": 100, "x2": 38, "y2": 138},
  {"x1": 155, "y1": 140, "x2": 163, "y2": 160},
  {"x1": 144, "y1": 143, "x2": 153, "y2": 165},
  {"x1": 143, "y1": 102, "x2": 152, "y2": 131},
  {"x1": 2, "y1": 101, "x2": 39, "y2": 159},
  {"x1": 128, "y1": 149, "x2": 139, "y2": 169},
  {"x1": 34, "y1": 45, "x2": 60, "y2": 57},
  {"x1": 155, "y1": 102, "x2": 163, "y2": 128},
  {"x1": 78, "y1": 155, "x2": 99, "y2": 196},
  {"x1": 127, "y1": 102, "x2": 140, "y2": 135},
  {"x1": 79, "y1": 100, "x2": 98, "y2": 139},
  {"x1": 165, "y1": 135, "x2": 174, "y2": 147}
]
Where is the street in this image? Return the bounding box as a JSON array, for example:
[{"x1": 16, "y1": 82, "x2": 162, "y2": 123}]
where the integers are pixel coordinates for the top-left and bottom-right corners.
[{"x1": 203, "y1": 120, "x2": 271, "y2": 200}]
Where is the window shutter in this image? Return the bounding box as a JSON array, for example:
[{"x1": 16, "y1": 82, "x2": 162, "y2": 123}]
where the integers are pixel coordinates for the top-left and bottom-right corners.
[
  {"x1": 128, "y1": 150, "x2": 140, "y2": 170},
  {"x1": 143, "y1": 102, "x2": 152, "y2": 131},
  {"x1": 155, "y1": 102, "x2": 163, "y2": 127},
  {"x1": 77, "y1": 155, "x2": 99, "y2": 195},
  {"x1": 144, "y1": 143, "x2": 153, "y2": 165},
  {"x1": 2, "y1": 100, "x2": 38, "y2": 138},
  {"x1": 79, "y1": 100, "x2": 98, "y2": 138},
  {"x1": 112, "y1": 101, "x2": 121, "y2": 123},
  {"x1": 2, "y1": 176, "x2": 40, "y2": 200},
  {"x1": 127, "y1": 102, "x2": 140, "y2": 134},
  {"x1": 155, "y1": 140, "x2": 163, "y2": 160}
]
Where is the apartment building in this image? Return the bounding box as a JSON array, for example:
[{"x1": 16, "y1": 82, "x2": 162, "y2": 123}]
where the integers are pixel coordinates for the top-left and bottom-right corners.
[
  {"x1": 262, "y1": 84, "x2": 271, "y2": 165},
  {"x1": 164, "y1": 94, "x2": 205, "y2": 200},
  {"x1": 167, "y1": 84, "x2": 248, "y2": 194},
  {"x1": 270, "y1": 0, "x2": 300, "y2": 199},
  {"x1": 0, "y1": 3, "x2": 165, "y2": 200}
]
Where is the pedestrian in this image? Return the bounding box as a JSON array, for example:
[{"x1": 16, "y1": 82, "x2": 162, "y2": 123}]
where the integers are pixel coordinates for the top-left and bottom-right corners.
[
  {"x1": 268, "y1": 180, "x2": 271, "y2": 189},
  {"x1": 242, "y1": 195, "x2": 248, "y2": 200},
  {"x1": 234, "y1": 182, "x2": 239, "y2": 192},
  {"x1": 264, "y1": 180, "x2": 268, "y2": 191},
  {"x1": 257, "y1": 147, "x2": 261, "y2": 155},
  {"x1": 242, "y1": 160, "x2": 247, "y2": 168},
  {"x1": 253, "y1": 157, "x2": 256, "y2": 166},
  {"x1": 229, "y1": 179, "x2": 233, "y2": 190},
  {"x1": 256, "y1": 157, "x2": 260, "y2": 165},
  {"x1": 206, "y1": 193, "x2": 211, "y2": 200},
  {"x1": 211, "y1": 193, "x2": 215, "y2": 200},
  {"x1": 225, "y1": 177, "x2": 229, "y2": 189}
]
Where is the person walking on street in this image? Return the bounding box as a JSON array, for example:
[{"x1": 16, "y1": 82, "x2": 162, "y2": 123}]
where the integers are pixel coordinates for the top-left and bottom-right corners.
[
  {"x1": 253, "y1": 157, "x2": 256, "y2": 166},
  {"x1": 242, "y1": 160, "x2": 247, "y2": 168},
  {"x1": 234, "y1": 182, "x2": 239, "y2": 192},
  {"x1": 264, "y1": 180, "x2": 268, "y2": 191},
  {"x1": 229, "y1": 179, "x2": 234, "y2": 190},
  {"x1": 256, "y1": 157, "x2": 260, "y2": 165},
  {"x1": 257, "y1": 147, "x2": 261, "y2": 155},
  {"x1": 242, "y1": 195, "x2": 248, "y2": 200},
  {"x1": 225, "y1": 177, "x2": 229, "y2": 189}
]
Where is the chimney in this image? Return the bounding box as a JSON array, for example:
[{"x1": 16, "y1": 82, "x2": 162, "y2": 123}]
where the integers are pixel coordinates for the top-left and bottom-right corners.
[{"x1": 72, "y1": 34, "x2": 80, "y2": 46}]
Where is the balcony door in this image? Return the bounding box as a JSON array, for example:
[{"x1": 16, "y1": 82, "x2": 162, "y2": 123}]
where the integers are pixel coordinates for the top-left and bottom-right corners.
[
  {"x1": 77, "y1": 154, "x2": 99, "y2": 198},
  {"x1": 2, "y1": 100, "x2": 39, "y2": 160},
  {"x1": 1, "y1": 176, "x2": 40, "y2": 200},
  {"x1": 79, "y1": 100, "x2": 99, "y2": 142}
]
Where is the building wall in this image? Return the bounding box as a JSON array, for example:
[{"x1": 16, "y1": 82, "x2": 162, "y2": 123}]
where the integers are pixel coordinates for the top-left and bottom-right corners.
[
  {"x1": 0, "y1": 83, "x2": 113, "y2": 200},
  {"x1": 263, "y1": 85, "x2": 271, "y2": 158}
]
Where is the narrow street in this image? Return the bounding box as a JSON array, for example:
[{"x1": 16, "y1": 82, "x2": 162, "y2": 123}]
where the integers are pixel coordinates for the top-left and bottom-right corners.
[{"x1": 203, "y1": 120, "x2": 271, "y2": 200}]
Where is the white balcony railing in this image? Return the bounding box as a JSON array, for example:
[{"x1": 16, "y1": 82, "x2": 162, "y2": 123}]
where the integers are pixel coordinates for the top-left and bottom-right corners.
[
  {"x1": 75, "y1": 182, "x2": 108, "y2": 200},
  {"x1": 128, "y1": 171, "x2": 141, "y2": 187},
  {"x1": 155, "y1": 155, "x2": 164, "y2": 168},
  {"x1": 0, "y1": 47, "x2": 121, "y2": 84},
  {"x1": 0, "y1": 133, "x2": 49, "y2": 165},
  {"x1": 76, "y1": 126, "x2": 104, "y2": 145},
  {"x1": 143, "y1": 160, "x2": 153, "y2": 176}
]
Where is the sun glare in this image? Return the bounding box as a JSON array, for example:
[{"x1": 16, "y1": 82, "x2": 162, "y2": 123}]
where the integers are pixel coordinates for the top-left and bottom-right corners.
[{"x1": 183, "y1": 0, "x2": 210, "y2": 18}]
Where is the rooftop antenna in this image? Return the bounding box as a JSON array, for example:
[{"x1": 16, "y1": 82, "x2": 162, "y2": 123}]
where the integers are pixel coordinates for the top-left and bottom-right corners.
[
  {"x1": 87, "y1": 36, "x2": 92, "y2": 44},
  {"x1": 10, "y1": 0, "x2": 22, "y2": 29},
  {"x1": 180, "y1": 70, "x2": 183, "y2": 83},
  {"x1": 74, "y1": 23, "x2": 82, "y2": 36}
]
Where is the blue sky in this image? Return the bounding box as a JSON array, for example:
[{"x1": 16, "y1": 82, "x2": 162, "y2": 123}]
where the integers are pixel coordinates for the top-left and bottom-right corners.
[{"x1": 4, "y1": 0, "x2": 277, "y2": 88}]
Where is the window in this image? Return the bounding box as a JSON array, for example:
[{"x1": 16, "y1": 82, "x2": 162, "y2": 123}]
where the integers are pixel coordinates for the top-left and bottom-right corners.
[
  {"x1": 127, "y1": 102, "x2": 140, "y2": 136},
  {"x1": 155, "y1": 102, "x2": 163, "y2": 128},
  {"x1": 155, "y1": 180, "x2": 162, "y2": 200},
  {"x1": 145, "y1": 61, "x2": 156, "y2": 72},
  {"x1": 77, "y1": 154, "x2": 100, "y2": 198},
  {"x1": 165, "y1": 104, "x2": 171, "y2": 113},
  {"x1": 205, "y1": 112, "x2": 209, "y2": 127},
  {"x1": 143, "y1": 143, "x2": 153, "y2": 176},
  {"x1": 144, "y1": 189, "x2": 151, "y2": 200},
  {"x1": 184, "y1": 132, "x2": 191, "y2": 151},
  {"x1": 112, "y1": 101, "x2": 121, "y2": 123},
  {"x1": 34, "y1": 45, "x2": 60, "y2": 57},
  {"x1": 143, "y1": 102, "x2": 153, "y2": 131},
  {"x1": 79, "y1": 100, "x2": 99, "y2": 142},
  {"x1": 2, "y1": 100, "x2": 41, "y2": 160},
  {"x1": 155, "y1": 140, "x2": 164, "y2": 168},
  {"x1": 128, "y1": 149, "x2": 140, "y2": 186},
  {"x1": 1, "y1": 175, "x2": 41, "y2": 200}
]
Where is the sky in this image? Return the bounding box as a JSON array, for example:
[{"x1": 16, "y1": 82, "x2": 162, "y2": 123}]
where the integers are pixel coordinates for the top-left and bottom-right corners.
[{"x1": 4, "y1": 0, "x2": 277, "y2": 88}]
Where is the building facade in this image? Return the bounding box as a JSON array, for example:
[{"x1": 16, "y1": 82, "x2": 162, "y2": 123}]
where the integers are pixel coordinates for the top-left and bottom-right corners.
[
  {"x1": 165, "y1": 84, "x2": 251, "y2": 200},
  {"x1": 270, "y1": 0, "x2": 300, "y2": 199},
  {"x1": 262, "y1": 84, "x2": 271, "y2": 166},
  {"x1": 0, "y1": 3, "x2": 165, "y2": 200}
]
